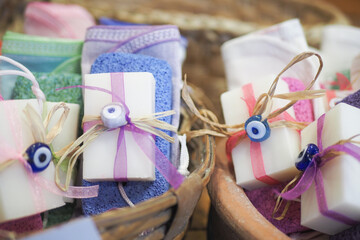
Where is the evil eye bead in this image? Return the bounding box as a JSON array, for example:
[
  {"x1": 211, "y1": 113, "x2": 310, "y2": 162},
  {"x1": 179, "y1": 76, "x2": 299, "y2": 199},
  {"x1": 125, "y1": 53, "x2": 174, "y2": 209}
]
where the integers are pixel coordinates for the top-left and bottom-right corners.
[
  {"x1": 295, "y1": 143, "x2": 319, "y2": 171},
  {"x1": 245, "y1": 115, "x2": 271, "y2": 142},
  {"x1": 26, "y1": 142, "x2": 52, "y2": 173},
  {"x1": 101, "y1": 103, "x2": 127, "y2": 129}
]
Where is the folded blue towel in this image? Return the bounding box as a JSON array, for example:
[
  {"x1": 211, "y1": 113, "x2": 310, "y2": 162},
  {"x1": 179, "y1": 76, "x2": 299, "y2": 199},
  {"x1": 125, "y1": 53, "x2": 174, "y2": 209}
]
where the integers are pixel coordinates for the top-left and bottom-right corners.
[{"x1": 82, "y1": 52, "x2": 173, "y2": 215}]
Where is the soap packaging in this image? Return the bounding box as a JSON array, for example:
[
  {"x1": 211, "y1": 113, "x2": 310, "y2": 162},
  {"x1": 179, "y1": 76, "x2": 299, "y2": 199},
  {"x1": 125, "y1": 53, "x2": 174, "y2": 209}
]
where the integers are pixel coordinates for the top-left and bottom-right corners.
[
  {"x1": 83, "y1": 72, "x2": 156, "y2": 182},
  {"x1": 0, "y1": 99, "x2": 80, "y2": 223},
  {"x1": 221, "y1": 77, "x2": 300, "y2": 190},
  {"x1": 300, "y1": 103, "x2": 360, "y2": 235}
]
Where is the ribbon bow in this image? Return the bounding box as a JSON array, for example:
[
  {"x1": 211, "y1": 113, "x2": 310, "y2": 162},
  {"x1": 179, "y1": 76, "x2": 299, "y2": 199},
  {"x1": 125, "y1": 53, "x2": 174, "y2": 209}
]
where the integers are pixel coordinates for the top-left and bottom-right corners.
[
  {"x1": 0, "y1": 102, "x2": 98, "y2": 198},
  {"x1": 277, "y1": 114, "x2": 360, "y2": 225},
  {"x1": 57, "y1": 73, "x2": 184, "y2": 191}
]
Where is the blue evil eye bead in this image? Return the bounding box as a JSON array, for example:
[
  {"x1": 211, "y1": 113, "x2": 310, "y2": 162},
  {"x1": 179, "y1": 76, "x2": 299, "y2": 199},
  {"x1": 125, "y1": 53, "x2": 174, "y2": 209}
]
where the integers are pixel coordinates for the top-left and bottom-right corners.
[
  {"x1": 101, "y1": 103, "x2": 127, "y2": 129},
  {"x1": 26, "y1": 142, "x2": 52, "y2": 173},
  {"x1": 244, "y1": 115, "x2": 271, "y2": 142},
  {"x1": 295, "y1": 143, "x2": 319, "y2": 171}
]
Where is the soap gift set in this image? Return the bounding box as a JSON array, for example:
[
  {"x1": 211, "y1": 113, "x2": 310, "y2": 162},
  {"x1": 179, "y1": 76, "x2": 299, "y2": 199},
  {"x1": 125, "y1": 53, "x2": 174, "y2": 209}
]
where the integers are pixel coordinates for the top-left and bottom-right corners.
[
  {"x1": 199, "y1": 19, "x2": 360, "y2": 237},
  {"x1": 0, "y1": 56, "x2": 98, "y2": 225},
  {"x1": 0, "y1": 51, "x2": 185, "y2": 235},
  {"x1": 0, "y1": 3, "x2": 188, "y2": 235}
]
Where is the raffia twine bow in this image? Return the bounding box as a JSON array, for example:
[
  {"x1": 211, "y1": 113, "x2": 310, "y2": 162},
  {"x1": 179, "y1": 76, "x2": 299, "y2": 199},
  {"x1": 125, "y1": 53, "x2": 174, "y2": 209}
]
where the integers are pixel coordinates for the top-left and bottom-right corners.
[
  {"x1": 55, "y1": 85, "x2": 180, "y2": 192},
  {"x1": 0, "y1": 102, "x2": 69, "y2": 171},
  {"x1": 182, "y1": 52, "x2": 325, "y2": 143}
]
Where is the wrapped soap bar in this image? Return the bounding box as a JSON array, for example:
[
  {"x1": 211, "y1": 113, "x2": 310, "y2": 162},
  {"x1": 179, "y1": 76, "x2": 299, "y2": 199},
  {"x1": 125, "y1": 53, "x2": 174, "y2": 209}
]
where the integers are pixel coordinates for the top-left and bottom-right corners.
[
  {"x1": 83, "y1": 72, "x2": 156, "y2": 182},
  {"x1": 300, "y1": 102, "x2": 360, "y2": 235},
  {"x1": 221, "y1": 78, "x2": 300, "y2": 190},
  {"x1": 0, "y1": 99, "x2": 65, "y2": 223},
  {"x1": 0, "y1": 56, "x2": 82, "y2": 223},
  {"x1": 82, "y1": 53, "x2": 175, "y2": 215}
]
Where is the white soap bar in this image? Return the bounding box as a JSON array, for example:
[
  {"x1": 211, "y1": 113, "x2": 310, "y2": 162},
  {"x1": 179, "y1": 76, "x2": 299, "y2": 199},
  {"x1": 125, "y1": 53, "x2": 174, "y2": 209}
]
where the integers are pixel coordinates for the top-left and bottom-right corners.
[
  {"x1": 221, "y1": 78, "x2": 300, "y2": 190},
  {"x1": 0, "y1": 99, "x2": 69, "y2": 223},
  {"x1": 83, "y1": 72, "x2": 156, "y2": 182},
  {"x1": 300, "y1": 103, "x2": 360, "y2": 235}
]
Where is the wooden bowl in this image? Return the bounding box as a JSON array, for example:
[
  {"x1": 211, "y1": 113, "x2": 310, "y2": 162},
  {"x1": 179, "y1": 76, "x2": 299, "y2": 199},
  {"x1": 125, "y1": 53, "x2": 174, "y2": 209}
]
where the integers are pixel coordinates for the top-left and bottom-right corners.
[{"x1": 207, "y1": 138, "x2": 290, "y2": 239}]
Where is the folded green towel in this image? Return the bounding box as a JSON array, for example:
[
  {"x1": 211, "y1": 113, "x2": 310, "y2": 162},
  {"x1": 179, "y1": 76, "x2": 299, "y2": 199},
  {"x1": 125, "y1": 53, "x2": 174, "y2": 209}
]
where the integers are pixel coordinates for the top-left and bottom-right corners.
[{"x1": 12, "y1": 72, "x2": 82, "y2": 105}]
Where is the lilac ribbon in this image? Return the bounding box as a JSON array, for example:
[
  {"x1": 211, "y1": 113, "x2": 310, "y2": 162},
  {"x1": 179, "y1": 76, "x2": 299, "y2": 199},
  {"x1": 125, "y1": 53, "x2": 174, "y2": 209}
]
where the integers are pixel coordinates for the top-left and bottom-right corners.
[
  {"x1": 280, "y1": 114, "x2": 360, "y2": 226},
  {"x1": 77, "y1": 73, "x2": 184, "y2": 189}
]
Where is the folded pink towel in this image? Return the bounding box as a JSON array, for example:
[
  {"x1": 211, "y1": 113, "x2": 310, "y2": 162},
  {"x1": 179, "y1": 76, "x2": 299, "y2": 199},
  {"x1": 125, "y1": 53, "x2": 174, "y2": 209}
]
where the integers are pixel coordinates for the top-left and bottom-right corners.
[
  {"x1": 25, "y1": 2, "x2": 95, "y2": 39},
  {"x1": 245, "y1": 77, "x2": 314, "y2": 234}
]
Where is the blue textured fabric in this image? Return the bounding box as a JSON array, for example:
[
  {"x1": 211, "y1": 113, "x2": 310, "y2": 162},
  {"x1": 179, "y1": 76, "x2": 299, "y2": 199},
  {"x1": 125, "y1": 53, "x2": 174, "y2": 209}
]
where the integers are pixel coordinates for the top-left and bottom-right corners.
[{"x1": 82, "y1": 52, "x2": 173, "y2": 215}]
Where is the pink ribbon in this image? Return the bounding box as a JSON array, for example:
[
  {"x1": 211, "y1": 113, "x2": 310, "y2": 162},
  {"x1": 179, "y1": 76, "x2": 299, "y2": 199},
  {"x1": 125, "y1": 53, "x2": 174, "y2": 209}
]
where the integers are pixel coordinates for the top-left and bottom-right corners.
[
  {"x1": 279, "y1": 114, "x2": 360, "y2": 226},
  {"x1": 71, "y1": 72, "x2": 184, "y2": 189},
  {"x1": 0, "y1": 101, "x2": 99, "y2": 205},
  {"x1": 226, "y1": 83, "x2": 297, "y2": 185}
]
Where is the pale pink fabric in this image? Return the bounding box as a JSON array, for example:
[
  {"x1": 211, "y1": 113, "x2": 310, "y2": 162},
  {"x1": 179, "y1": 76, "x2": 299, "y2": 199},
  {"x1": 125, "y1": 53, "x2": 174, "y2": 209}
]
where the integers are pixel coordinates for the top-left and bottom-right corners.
[{"x1": 25, "y1": 2, "x2": 95, "y2": 40}]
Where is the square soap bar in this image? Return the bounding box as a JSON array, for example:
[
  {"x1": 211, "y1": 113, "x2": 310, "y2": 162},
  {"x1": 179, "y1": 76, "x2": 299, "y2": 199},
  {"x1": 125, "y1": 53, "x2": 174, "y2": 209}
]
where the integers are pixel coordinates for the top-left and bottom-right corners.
[
  {"x1": 0, "y1": 99, "x2": 81, "y2": 223},
  {"x1": 300, "y1": 103, "x2": 360, "y2": 235},
  {"x1": 221, "y1": 78, "x2": 300, "y2": 190},
  {"x1": 83, "y1": 72, "x2": 156, "y2": 182}
]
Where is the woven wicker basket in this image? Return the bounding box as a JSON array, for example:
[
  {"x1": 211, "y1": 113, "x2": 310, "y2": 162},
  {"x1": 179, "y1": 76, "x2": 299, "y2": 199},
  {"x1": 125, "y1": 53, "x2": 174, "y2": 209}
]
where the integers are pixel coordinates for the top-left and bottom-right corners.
[{"x1": 0, "y1": 0, "x2": 350, "y2": 239}]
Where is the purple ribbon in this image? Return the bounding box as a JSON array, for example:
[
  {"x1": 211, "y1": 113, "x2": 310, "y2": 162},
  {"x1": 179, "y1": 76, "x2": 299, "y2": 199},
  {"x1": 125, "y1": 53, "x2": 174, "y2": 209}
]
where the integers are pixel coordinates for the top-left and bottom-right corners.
[
  {"x1": 65, "y1": 73, "x2": 184, "y2": 189},
  {"x1": 280, "y1": 114, "x2": 360, "y2": 226}
]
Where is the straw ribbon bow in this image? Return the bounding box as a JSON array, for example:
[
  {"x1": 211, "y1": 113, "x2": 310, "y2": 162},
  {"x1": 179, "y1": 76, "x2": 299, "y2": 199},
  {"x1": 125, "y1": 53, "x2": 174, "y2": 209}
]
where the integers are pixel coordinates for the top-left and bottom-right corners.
[{"x1": 0, "y1": 102, "x2": 98, "y2": 199}]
